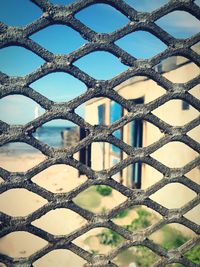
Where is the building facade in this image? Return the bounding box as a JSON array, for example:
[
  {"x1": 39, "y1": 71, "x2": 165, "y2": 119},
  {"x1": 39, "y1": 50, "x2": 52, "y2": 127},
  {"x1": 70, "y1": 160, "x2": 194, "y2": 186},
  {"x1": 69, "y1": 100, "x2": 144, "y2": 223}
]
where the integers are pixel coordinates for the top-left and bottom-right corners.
[{"x1": 83, "y1": 54, "x2": 200, "y2": 229}]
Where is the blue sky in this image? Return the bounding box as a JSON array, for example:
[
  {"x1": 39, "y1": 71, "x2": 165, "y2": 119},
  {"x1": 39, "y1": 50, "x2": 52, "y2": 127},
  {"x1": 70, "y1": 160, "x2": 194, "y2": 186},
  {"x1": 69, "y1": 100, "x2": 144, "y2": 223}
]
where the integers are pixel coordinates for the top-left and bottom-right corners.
[{"x1": 0, "y1": 0, "x2": 200, "y2": 126}]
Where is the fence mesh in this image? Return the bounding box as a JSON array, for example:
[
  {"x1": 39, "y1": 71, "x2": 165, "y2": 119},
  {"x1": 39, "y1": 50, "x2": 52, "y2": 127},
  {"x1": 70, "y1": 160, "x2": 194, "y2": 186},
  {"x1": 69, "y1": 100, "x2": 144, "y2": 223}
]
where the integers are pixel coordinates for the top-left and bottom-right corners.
[{"x1": 0, "y1": 0, "x2": 200, "y2": 266}]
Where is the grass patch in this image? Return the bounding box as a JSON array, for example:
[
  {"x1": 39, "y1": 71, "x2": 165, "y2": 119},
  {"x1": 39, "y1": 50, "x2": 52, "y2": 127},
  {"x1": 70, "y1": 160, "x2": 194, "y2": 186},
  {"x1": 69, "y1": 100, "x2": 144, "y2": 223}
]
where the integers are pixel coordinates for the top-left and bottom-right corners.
[
  {"x1": 96, "y1": 207, "x2": 197, "y2": 266},
  {"x1": 114, "y1": 246, "x2": 159, "y2": 267},
  {"x1": 98, "y1": 208, "x2": 152, "y2": 247},
  {"x1": 98, "y1": 229, "x2": 124, "y2": 246},
  {"x1": 133, "y1": 246, "x2": 159, "y2": 267},
  {"x1": 125, "y1": 208, "x2": 151, "y2": 231},
  {"x1": 73, "y1": 186, "x2": 101, "y2": 211},
  {"x1": 96, "y1": 185, "x2": 112, "y2": 196},
  {"x1": 114, "y1": 248, "x2": 136, "y2": 266},
  {"x1": 184, "y1": 244, "x2": 200, "y2": 265},
  {"x1": 161, "y1": 225, "x2": 188, "y2": 250},
  {"x1": 114, "y1": 208, "x2": 129, "y2": 219}
]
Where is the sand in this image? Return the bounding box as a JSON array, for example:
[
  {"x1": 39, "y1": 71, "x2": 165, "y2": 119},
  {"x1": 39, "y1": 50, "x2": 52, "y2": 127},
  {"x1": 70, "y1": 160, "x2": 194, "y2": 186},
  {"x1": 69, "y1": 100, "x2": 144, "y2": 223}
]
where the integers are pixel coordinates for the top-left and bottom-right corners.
[
  {"x1": 1, "y1": 153, "x2": 195, "y2": 266},
  {"x1": 0, "y1": 153, "x2": 88, "y2": 266},
  {"x1": 0, "y1": 152, "x2": 128, "y2": 267}
]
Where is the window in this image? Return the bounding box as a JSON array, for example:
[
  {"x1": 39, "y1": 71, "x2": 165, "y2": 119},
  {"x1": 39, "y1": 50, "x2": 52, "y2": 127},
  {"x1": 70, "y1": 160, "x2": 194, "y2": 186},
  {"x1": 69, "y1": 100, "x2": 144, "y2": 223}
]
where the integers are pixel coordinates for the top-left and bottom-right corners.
[
  {"x1": 128, "y1": 119, "x2": 143, "y2": 188},
  {"x1": 98, "y1": 104, "x2": 105, "y2": 125},
  {"x1": 110, "y1": 101, "x2": 122, "y2": 154},
  {"x1": 110, "y1": 101, "x2": 123, "y2": 182},
  {"x1": 182, "y1": 100, "x2": 190, "y2": 110},
  {"x1": 128, "y1": 98, "x2": 143, "y2": 189},
  {"x1": 97, "y1": 103, "x2": 106, "y2": 169},
  {"x1": 79, "y1": 128, "x2": 91, "y2": 175}
]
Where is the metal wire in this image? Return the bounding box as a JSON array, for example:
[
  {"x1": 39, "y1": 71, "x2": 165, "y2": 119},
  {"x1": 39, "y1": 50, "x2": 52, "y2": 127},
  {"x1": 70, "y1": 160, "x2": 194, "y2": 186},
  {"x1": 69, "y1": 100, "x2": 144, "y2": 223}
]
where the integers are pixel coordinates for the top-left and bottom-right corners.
[{"x1": 0, "y1": 0, "x2": 200, "y2": 266}]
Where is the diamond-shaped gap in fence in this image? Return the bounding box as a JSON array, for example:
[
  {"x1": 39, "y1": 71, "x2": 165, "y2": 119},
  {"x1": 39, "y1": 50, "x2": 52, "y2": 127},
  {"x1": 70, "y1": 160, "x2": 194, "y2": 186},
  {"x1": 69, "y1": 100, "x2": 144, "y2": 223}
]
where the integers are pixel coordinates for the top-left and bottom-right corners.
[
  {"x1": 115, "y1": 31, "x2": 167, "y2": 59},
  {"x1": 32, "y1": 208, "x2": 87, "y2": 235},
  {"x1": 0, "y1": 188, "x2": 48, "y2": 217},
  {"x1": 75, "y1": 97, "x2": 126, "y2": 126},
  {"x1": 30, "y1": 72, "x2": 87, "y2": 102},
  {"x1": 90, "y1": 142, "x2": 127, "y2": 171},
  {"x1": 0, "y1": 0, "x2": 42, "y2": 26},
  {"x1": 74, "y1": 51, "x2": 129, "y2": 80},
  {"x1": 112, "y1": 205, "x2": 161, "y2": 230},
  {"x1": 191, "y1": 41, "x2": 200, "y2": 54},
  {"x1": 189, "y1": 85, "x2": 200, "y2": 99},
  {"x1": 187, "y1": 125, "x2": 200, "y2": 143},
  {"x1": 116, "y1": 119, "x2": 164, "y2": 148},
  {"x1": 32, "y1": 164, "x2": 87, "y2": 193},
  {"x1": 73, "y1": 185, "x2": 127, "y2": 213},
  {"x1": 33, "y1": 120, "x2": 80, "y2": 148},
  {"x1": 151, "y1": 142, "x2": 199, "y2": 168},
  {"x1": 150, "y1": 183, "x2": 196, "y2": 209},
  {"x1": 151, "y1": 142, "x2": 198, "y2": 168},
  {"x1": 149, "y1": 223, "x2": 196, "y2": 250},
  {"x1": 115, "y1": 75, "x2": 166, "y2": 101},
  {"x1": 75, "y1": 3, "x2": 129, "y2": 33},
  {"x1": 0, "y1": 95, "x2": 45, "y2": 125},
  {"x1": 113, "y1": 245, "x2": 160, "y2": 267},
  {"x1": 0, "y1": 231, "x2": 48, "y2": 258},
  {"x1": 152, "y1": 100, "x2": 199, "y2": 126},
  {"x1": 124, "y1": 0, "x2": 168, "y2": 11},
  {"x1": 109, "y1": 154, "x2": 131, "y2": 186},
  {"x1": 33, "y1": 249, "x2": 87, "y2": 267},
  {"x1": 159, "y1": 56, "x2": 200, "y2": 83},
  {"x1": 185, "y1": 167, "x2": 200, "y2": 185},
  {"x1": 0, "y1": 143, "x2": 46, "y2": 172},
  {"x1": 155, "y1": 11, "x2": 200, "y2": 38},
  {"x1": 120, "y1": 163, "x2": 163, "y2": 189},
  {"x1": 73, "y1": 227, "x2": 125, "y2": 254},
  {"x1": 30, "y1": 25, "x2": 87, "y2": 54},
  {"x1": 196, "y1": 0, "x2": 200, "y2": 6},
  {"x1": 0, "y1": 46, "x2": 45, "y2": 76},
  {"x1": 184, "y1": 204, "x2": 200, "y2": 225}
]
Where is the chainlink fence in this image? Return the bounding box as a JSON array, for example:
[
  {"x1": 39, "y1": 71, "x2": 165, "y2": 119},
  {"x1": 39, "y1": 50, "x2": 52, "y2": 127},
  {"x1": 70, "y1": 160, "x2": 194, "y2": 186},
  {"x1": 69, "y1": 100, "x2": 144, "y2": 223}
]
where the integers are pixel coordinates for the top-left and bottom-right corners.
[{"x1": 0, "y1": 0, "x2": 200, "y2": 266}]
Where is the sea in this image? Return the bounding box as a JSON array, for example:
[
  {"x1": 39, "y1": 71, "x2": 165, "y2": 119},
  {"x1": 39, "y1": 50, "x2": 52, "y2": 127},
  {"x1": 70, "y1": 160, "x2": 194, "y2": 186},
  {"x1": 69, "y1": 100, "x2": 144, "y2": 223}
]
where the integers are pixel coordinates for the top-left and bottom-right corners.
[{"x1": 0, "y1": 126, "x2": 72, "y2": 155}]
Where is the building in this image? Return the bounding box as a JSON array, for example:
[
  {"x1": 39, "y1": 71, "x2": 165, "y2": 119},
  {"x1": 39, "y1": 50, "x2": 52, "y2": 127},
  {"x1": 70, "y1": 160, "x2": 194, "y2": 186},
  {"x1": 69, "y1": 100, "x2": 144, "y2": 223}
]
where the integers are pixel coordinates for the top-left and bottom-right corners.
[{"x1": 82, "y1": 51, "x2": 200, "y2": 230}]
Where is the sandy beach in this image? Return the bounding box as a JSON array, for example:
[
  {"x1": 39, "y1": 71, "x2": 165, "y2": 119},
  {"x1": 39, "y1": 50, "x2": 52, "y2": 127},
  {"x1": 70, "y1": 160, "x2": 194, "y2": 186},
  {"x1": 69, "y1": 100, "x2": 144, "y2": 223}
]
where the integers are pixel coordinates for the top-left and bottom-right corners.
[
  {"x1": 0, "y1": 152, "x2": 88, "y2": 266},
  {"x1": 0, "y1": 152, "x2": 127, "y2": 266},
  {"x1": 1, "y1": 152, "x2": 196, "y2": 267}
]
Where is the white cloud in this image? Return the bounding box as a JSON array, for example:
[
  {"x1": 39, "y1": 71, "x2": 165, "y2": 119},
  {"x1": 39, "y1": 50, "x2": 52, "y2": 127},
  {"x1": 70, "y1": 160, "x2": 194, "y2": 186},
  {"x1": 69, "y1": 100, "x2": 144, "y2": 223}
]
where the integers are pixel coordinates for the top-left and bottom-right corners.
[
  {"x1": 158, "y1": 11, "x2": 200, "y2": 29},
  {"x1": 0, "y1": 95, "x2": 43, "y2": 124},
  {"x1": 156, "y1": 10, "x2": 200, "y2": 38}
]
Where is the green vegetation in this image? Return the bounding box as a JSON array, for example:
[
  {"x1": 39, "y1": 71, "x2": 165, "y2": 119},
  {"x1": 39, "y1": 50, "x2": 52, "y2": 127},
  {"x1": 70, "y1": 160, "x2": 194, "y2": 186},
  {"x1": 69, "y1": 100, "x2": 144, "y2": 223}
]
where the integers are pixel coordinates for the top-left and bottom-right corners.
[
  {"x1": 125, "y1": 208, "x2": 151, "y2": 231},
  {"x1": 98, "y1": 228, "x2": 124, "y2": 247},
  {"x1": 96, "y1": 207, "x2": 200, "y2": 266},
  {"x1": 98, "y1": 208, "x2": 151, "y2": 247},
  {"x1": 114, "y1": 246, "x2": 159, "y2": 267},
  {"x1": 133, "y1": 246, "x2": 159, "y2": 267},
  {"x1": 96, "y1": 185, "x2": 113, "y2": 196},
  {"x1": 152, "y1": 226, "x2": 200, "y2": 265},
  {"x1": 73, "y1": 186, "x2": 199, "y2": 266},
  {"x1": 73, "y1": 186, "x2": 101, "y2": 211},
  {"x1": 161, "y1": 225, "x2": 188, "y2": 250},
  {"x1": 74, "y1": 183, "x2": 198, "y2": 267},
  {"x1": 114, "y1": 208, "x2": 129, "y2": 219},
  {"x1": 184, "y1": 244, "x2": 200, "y2": 265}
]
